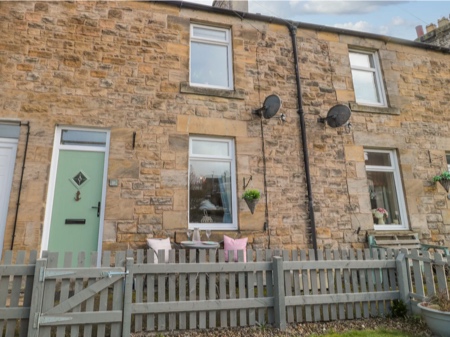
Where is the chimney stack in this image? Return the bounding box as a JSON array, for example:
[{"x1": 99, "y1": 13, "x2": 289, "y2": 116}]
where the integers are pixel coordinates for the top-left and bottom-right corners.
[
  {"x1": 438, "y1": 16, "x2": 450, "y2": 28},
  {"x1": 415, "y1": 25, "x2": 424, "y2": 38},
  {"x1": 426, "y1": 23, "x2": 437, "y2": 33},
  {"x1": 213, "y1": 0, "x2": 248, "y2": 13}
]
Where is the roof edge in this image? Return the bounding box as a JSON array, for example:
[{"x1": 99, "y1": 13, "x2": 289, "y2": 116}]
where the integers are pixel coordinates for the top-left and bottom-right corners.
[{"x1": 159, "y1": 0, "x2": 450, "y2": 54}]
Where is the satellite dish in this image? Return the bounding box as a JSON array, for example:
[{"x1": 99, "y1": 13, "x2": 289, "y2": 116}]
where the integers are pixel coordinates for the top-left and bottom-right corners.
[
  {"x1": 318, "y1": 104, "x2": 351, "y2": 128},
  {"x1": 253, "y1": 95, "x2": 282, "y2": 119}
]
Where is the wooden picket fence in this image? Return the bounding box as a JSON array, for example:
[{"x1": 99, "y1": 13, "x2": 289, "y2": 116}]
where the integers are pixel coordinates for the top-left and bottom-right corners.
[
  {"x1": 0, "y1": 248, "x2": 448, "y2": 337},
  {"x1": 405, "y1": 249, "x2": 450, "y2": 305}
]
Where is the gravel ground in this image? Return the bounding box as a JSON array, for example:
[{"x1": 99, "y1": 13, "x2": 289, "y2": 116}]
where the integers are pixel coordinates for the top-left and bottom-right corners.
[{"x1": 132, "y1": 317, "x2": 433, "y2": 336}]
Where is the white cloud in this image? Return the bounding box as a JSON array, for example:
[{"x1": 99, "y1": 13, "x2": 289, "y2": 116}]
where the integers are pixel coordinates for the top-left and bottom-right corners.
[
  {"x1": 379, "y1": 25, "x2": 390, "y2": 35},
  {"x1": 334, "y1": 20, "x2": 373, "y2": 32},
  {"x1": 300, "y1": 1, "x2": 381, "y2": 15},
  {"x1": 333, "y1": 21, "x2": 391, "y2": 36},
  {"x1": 391, "y1": 16, "x2": 405, "y2": 26},
  {"x1": 250, "y1": 1, "x2": 405, "y2": 17}
]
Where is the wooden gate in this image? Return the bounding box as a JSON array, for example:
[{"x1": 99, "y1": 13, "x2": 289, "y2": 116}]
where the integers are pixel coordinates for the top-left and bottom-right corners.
[{"x1": 27, "y1": 251, "x2": 133, "y2": 337}]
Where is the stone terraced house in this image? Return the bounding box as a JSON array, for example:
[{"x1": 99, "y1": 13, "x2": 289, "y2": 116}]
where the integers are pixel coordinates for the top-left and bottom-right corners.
[{"x1": 1, "y1": 0, "x2": 450, "y2": 261}]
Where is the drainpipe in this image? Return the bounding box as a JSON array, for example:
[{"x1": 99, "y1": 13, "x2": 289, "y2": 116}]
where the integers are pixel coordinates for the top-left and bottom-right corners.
[
  {"x1": 287, "y1": 24, "x2": 318, "y2": 255},
  {"x1": 10, "y1": 122, "x2": 30, "y2": 250}
]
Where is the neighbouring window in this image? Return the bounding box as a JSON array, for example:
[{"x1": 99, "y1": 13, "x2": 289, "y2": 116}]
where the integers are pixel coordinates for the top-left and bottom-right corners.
[
  {"x1": 189, "y1": 136, "x2": 237, "y2": 230},
  {"x1": 446, "y1": 153, "x2": 450, "y2": 172},
  {"x1": 365, "y1": 149, "x2": 408, "y2": 229},
  {"x1": 349, "y1": 50, "x2": 386, "y2": 107},
  {"x1": 190, "y1": 24, "x2": 233, "y2": 90}
]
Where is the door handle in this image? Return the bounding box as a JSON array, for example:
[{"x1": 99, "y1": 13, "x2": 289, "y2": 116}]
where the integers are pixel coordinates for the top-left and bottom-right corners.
[{"x1": 92, "y1": 202, "x2": 101, "y2": 217}]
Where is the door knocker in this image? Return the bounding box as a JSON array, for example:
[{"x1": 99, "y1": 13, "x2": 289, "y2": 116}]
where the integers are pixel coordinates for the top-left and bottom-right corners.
[{"x1": 75, "y1": 191, "x2": 81, "y2": 201}]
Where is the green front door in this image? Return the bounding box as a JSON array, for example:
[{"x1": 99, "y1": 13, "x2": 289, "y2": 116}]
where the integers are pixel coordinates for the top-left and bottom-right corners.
[{"x1": 48, "y1": 150, "x2": 105, "y2": 264}]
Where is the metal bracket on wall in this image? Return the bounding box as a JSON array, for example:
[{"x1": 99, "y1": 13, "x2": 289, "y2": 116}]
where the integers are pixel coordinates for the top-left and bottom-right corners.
[{"x1": 243, "y1": 175, "x2": 252, "y2": 190}]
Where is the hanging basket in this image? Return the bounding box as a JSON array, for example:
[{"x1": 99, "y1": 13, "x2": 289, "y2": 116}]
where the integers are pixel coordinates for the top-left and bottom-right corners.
[
  {"x1": 244, "y1": 198, "x2": 259, "y2": 214},
  {"x1": 438, "y1": 179, "x2": 450, "y2": 193}
]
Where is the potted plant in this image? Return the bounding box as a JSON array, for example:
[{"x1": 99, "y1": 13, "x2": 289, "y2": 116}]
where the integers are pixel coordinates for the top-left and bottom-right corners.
[
  {"x1": 242, "y1": 188, "x2": 261, "y2": 214},
  {"x1": 418, "y1": 290, "x2": 450, "y2": 337},
  {"x1": 433, "y1": 171, "x2": 450, "y2": 192}
]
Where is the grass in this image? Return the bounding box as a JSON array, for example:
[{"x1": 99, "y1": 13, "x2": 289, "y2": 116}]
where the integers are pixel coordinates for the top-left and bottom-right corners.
[{"x1": 319, "y1": 329, "x2": 417, "y2": 337}]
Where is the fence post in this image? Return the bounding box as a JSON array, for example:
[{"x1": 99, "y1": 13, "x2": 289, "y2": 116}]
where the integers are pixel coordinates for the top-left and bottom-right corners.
[
  {"x1": 122, "y1": 257, "x2": 134, "y2": 337},
  {"x1": 27, "y1": 258, "x2": 47, "y2": 337},
  {"x1": 273, "y1": 256, "x2": 286, "y2": 330},
  {"x1": 395, "y1": 252, "x2": 410, "y2": 312}
]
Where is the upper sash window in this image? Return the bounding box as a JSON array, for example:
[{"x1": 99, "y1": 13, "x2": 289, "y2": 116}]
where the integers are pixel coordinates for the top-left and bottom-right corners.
[{"x1": 190, "y1": 24, "x2": 234, "y2": 90}]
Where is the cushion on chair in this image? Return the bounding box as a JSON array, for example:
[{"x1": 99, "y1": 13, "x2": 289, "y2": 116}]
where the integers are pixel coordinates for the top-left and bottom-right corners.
[
  {"x1": 224, "y1": 235, "x2": 248, "y2": 262},
  {"x1": 146, "y1": 237, "x2": 171, "y2": 263}
]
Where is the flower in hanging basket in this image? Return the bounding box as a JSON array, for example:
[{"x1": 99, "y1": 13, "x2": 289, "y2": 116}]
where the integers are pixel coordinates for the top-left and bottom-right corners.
[
  {"x1": 242, "y1": 189, "x2": 260, "y2": 215},
  {"x1": 433, "y1": 171, "x2": 450, "y2": 192},
  {"x1": 372, "y1": 207, "x2": 388, "y2": 220},
  {"x1": 242, "y1": 189, "x2": 261, "y2": 201},
  {"x1": 433, "y1": 171, "x2": 450, "y2": 182}
]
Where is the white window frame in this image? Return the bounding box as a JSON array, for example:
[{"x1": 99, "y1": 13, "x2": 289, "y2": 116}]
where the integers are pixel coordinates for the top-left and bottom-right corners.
[
  {"x1": 349, "y1": 49, "x2": 387, "y2": 107},
  {"x1": 190, "y1": 24, "x2": 234, "y2": 90},
  {"x1": 188, "y1": 136, "x2": 238, "y2": 230},
  {"x1": 365, "y1": 149, "x2": 408, "y2": 230}
]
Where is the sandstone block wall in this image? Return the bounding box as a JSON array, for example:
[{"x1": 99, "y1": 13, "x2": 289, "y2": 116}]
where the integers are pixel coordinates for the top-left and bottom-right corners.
[{"x1": 1, "y1": 1, "x2": 450, "y2": 255}]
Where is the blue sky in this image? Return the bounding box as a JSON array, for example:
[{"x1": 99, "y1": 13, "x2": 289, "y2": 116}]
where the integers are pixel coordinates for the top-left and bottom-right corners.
[{"x1": 184, "y1": 1, "x2": 450, "y2": 41}]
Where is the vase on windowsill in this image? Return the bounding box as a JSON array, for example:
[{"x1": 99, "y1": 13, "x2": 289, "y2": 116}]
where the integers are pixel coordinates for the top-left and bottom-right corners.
[{"x1": 372, "y1": 208, "x2": 388, "y2": 225}]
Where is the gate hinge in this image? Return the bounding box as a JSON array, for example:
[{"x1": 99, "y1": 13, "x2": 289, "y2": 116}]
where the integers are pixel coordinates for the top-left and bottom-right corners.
[
  {"x1": 39, "y1": 315, "x2": 73, "y2": 325},
  {"x1": 39, "y1": 269, "x2": 75, "y2": 282},
  {"x1": 101, "y1": 271, "x2": 129, "y2": 278}
]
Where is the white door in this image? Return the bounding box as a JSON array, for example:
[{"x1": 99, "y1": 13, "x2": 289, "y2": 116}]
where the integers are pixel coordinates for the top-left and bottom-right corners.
[{"x1": 0, "y1": 139, "x2": 18, "y2": 258}]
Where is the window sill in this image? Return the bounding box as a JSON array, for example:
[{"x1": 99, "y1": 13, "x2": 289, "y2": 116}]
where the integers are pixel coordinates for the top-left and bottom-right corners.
[
  {"x1": 349, "y1": 102, "x2": 400, "y2": 115},
  {"x1": 188, "y1": 224, "x2": 238, "y2": 231},
  {"x1": 180, "y1": 82, "x2": 245, "y2": 100},
  {"x1": 373, "y1": 225, "x2": 408, "y2": 230}
]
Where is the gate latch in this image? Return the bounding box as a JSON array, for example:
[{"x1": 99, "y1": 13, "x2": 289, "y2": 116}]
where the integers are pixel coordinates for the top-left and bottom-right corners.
[{"x1": 101, "y1": 271, "x2": 129, "y2": 278}]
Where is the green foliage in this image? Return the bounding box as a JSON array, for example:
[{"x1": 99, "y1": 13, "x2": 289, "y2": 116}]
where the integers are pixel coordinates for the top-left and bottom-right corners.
[
  {"x1": 242, "y1": 188, "x2": 260, "y2": 200},
  {"x1": 391, "y1": 299, "x2": 408, "y2": 318},
  {"x1": 256, "y1": 321, "x2": 267, "y2": 331},
  {"x1": 432, "y1": 171, "x2": 450, "y2": 182}
]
